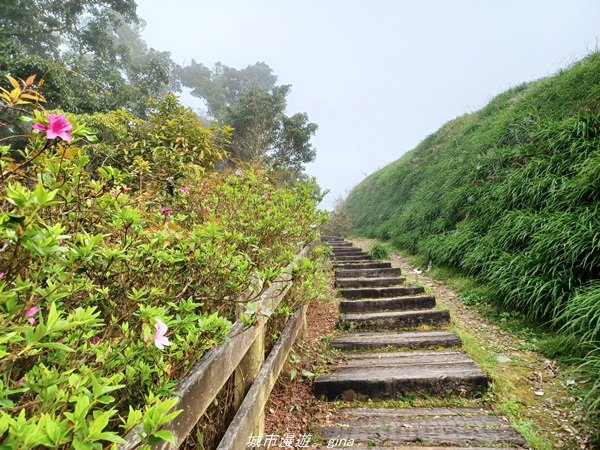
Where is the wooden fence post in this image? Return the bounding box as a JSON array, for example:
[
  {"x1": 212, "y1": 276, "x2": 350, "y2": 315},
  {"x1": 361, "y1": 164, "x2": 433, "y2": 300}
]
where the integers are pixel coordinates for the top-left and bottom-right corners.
[{"x1": 234, "y1": 272, "x2": 266, "y2": 434}]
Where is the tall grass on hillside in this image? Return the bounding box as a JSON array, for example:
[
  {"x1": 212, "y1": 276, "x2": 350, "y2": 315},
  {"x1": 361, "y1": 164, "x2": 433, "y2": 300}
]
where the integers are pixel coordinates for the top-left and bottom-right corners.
[{"x1": 343, "y1": 52, "x2": 600, "y2": 428}]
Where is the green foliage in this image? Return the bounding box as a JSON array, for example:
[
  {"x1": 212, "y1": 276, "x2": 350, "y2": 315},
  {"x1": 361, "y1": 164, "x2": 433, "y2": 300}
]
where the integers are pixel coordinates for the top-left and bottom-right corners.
[
  {"x1": 343, "y1": 52, "x2": 600, "y2": 424},
  {"x1": 321, "y1": 197, "x2": 353, "y2": 237},
  {"x1": 179, "y1": 61, "x2": 318, "y2": 175},
  {"x1": 78, "y1": 93, "x2": 231, "y2": 191},
  {"x1": 178, "y1": 61, "x2": 277, "y2": 121},
  {"x1": 0, "y1": 1, "x2": 177, "y2": 115},
  {"x1": 0, "y1": 81, "x2": 324, "y2": 447},
  {"x1": 368, "y1": 243, "x2": 389, "y2": 260}
]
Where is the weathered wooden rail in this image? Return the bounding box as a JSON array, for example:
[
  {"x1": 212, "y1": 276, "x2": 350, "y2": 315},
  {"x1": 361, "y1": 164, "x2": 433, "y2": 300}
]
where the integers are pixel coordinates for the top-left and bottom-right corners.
[{"x1": 121, "y1": 243, "x2": 314, "y2": 449}]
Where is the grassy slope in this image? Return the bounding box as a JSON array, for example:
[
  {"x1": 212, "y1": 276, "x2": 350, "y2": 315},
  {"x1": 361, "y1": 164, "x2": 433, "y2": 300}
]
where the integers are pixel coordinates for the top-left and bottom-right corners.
[{"x1": 344, "y1": 52, "x2": 600, "y2": 423}]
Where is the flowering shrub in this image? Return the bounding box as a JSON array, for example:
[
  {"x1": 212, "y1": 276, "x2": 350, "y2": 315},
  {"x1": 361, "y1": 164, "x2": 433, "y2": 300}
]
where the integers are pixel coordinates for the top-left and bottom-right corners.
[{"x1": 0, "y1": 76, "x2": 325, "y2": 448}]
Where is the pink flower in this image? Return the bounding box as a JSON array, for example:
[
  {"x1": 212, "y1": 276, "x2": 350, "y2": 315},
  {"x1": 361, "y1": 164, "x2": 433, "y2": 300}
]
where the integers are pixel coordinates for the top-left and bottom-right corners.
[
  {"x1": 180, "y1": 187, "x2": 190, "y2": 195},
  {"x1": 16, "y1": 376, "x2": 25, "y2": 385},
  {"x1": 261, "y1": 193, "x2": 269, "y2": 200},
  {"x1": 234, "y1": 169, "x2": 243, "y2": 177},
  {"x1": 152, "y1": 318, "x2": 172, "y2": 350},
  {"x1": 91, "y1": 336, "x2": 103, "y2": 345},
  {"x1": 0, "y1": 272, "x2": 5, "y2": 280},
  {"x1": 25, "y1": 306, "x2": 39, "y2": 325},
  {"x1": 159, "y1": 207, "x2": 173, "y2": 218},
  {"x1": 122, "y1": 186, "x2": 131, "y2": 193},
  {"x1": 109, "y1": 190, "x2": 119, "y2": 196},
  {"x1": 33, "y1": 114, "x2": 73, "y2": 142}
]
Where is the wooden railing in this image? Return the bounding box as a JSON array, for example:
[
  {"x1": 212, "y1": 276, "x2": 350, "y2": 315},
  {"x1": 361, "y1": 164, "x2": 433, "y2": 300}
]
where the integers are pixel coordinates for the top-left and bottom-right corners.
[{"x1": 121, "y1": 243, "x2": 314, "y2": 449}]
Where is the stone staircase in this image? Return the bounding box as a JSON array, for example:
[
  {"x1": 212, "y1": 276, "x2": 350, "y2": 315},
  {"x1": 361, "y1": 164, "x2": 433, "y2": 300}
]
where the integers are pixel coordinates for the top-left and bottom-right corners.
[{"x1": 312, "y1": 237, "x2": 525, "y2": 449}]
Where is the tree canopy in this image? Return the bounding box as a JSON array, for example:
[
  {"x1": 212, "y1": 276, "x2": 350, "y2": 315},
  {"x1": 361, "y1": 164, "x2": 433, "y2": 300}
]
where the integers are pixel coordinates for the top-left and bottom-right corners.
[
  {"x1": 0, "y1": 0, "x2": 175, "y2": 114},
  {"x1": 1, "y1": 1, "x2": 318, "y2": 176},
  {"x1": 179, "y1": 62, "x2": 318, "y2": 175}
]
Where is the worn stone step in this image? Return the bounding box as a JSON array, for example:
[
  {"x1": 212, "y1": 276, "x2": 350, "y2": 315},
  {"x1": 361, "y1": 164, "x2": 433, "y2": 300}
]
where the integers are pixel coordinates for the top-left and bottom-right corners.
[
  {"x1": 339, "y1": 309, "x2": 450, "y2": 330},
  {"x1": 339, "y1": 295, "x2": 436, "y2": 313},
  {"x1": 333, "y1": 261, "x2": 392, "y2": 269},
  {"x1": 331, "y1": 330, "x2": 462, "y2": 351},
  {"x1": 333, "y1": 252, "x2": 368, "y2": 259},
  {"x1": 327, "y1": 242, "x2": 353, "y2": 247},
  {"x1": 340, "y1": 285, "x2": 425, "y2": 299},
  {"x1": 336, "y1": 276, "x2": 406, "y2": 289},
  {"x1": 333, "y1": 252, "x2": 368, "y2": 258},
  {"x1": 313, "y1": 351, "x2": 489, "y2": 401},
  {"x1": 334, "y1": 254, "x2": 371, "y2": 261},
  {"x1": 314, "y1": 407, "x2": 523, "y2": 447},
  {"x1": 314, "y1": 446, "x2": 519, "y2": 450},
  {"x1": 335, "y1": 267, "x2": 401, "y2": 279},
  {"x1": 340, "y1": 350, "x2": 475, "y2": 368},
  {"x1": 333, "y1": 248, "x2": 367, "y2": 256},
  {"x1": 329, "y1": 246, "x2": 355, "y2": 252},
  {"x1": 332, "y1": 246, "x2": 362, "y2": 252}
]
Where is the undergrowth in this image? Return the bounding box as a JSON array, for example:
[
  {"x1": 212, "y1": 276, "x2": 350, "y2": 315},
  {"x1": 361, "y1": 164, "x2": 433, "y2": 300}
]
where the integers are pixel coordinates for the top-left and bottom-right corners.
[{"x1": 0, "y1": 77, "x2": 325, "y2": 448}]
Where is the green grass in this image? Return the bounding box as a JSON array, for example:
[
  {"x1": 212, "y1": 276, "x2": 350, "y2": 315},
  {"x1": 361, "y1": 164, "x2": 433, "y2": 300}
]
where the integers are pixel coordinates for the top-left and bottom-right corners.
[
  {"x1": 344, "y1": 51, "x2": 600, "y2": 435},
  {"x1": 367, "y1": 242, "x2": 390, "y2": 260}
]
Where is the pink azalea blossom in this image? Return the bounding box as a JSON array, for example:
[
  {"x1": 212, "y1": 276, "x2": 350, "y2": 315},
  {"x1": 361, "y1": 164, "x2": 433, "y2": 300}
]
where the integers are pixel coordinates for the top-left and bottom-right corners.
[
  {"x1": 159, "y1": 207, "x2": 173, "y2": 218},
  {"x1": 17, "y1": 376, "x2": 25, "y2": 385},
  {"x1": 0, "y1": 272, "x2": 5, "y2": 280},
  {"x1": 152, "y1": 318, "x2": 172, "y2": 350},
  {"x1": 25, "y1": 306, "x2": 39, "y2": 325},
  {"x1": 180, "y1": 187, "x2": 190, "y2": 195},
  {"x1": 109, "y1": 190, "x2": 119, "y2": 196},
  {"x1": 33, "y1": 114, "x2": 73, "y2": 142},
  {"x1": 122, "y1": 186, "x2": 131, "y2": 193},
  {"x1": 91, "y1": 336, "x2": 103, "y2": 345},
  {"x1": 261, "y1": 193, "x2": 269, "y2": 200}
]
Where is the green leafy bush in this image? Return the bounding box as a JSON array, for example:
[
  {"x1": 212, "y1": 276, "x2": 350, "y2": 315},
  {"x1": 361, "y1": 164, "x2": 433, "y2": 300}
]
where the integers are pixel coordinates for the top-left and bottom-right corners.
[{"x1": 0, "y1": 76, "x2": 324, "y2": 448}]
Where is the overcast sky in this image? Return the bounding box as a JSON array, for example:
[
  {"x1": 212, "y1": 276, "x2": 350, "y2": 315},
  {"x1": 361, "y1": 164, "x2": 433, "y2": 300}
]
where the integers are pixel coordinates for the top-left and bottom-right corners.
[{"x1": 136, "y1": 0, "x2": 600, "y2": 209}]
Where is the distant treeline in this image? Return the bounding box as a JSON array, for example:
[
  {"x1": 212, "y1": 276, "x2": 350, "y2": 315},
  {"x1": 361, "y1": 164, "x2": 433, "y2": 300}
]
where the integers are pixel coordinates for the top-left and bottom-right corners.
[{"x1": 0, "y1": 0, "x2": 317, "y2": 177}]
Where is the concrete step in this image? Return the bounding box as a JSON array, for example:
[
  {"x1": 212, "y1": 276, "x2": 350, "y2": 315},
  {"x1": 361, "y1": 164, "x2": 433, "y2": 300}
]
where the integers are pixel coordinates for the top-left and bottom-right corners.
[
  {"x1": 314, "y1": 446, "x2": 520, "y2": 450},
  {"x1": 333, "y1": 252, "x2": 368, "y2": 258},
  {"x1": 340, "y1": 285, "x2": 424, "y2": 299},
  {"x1": 329, "y1": 246, "x2": 355, "y2": 251},
  {"x1": 339, "y1": 309, "x2": 450, "y2": 330},
  {"x1": 313, "y1": 407, "x2": 523, "y2": 447},
  {"x1": 333, "y1": 261, "x2": 392, "y2": 270},
  {"x1": 331, "y1": 246, "x2": 361, "y2": 252},
  {"x1": 331, "y1": 330, "x2": 462, "y2": 351},
  {"x1": 313, "y1": 350, "x2": 489, "y2": 401},
  {"x1": 333, "y1": 254, "x2": 371, "y2": 261},
  {"x1": 335, "y1": 267, "x2": 401, "y2": 279},
  {"x1": 339, "y1": 294, "x2": 435, "y2": 313},
  {"x1": 336, "y1": 276, "x2": 405, "y2": 289}
]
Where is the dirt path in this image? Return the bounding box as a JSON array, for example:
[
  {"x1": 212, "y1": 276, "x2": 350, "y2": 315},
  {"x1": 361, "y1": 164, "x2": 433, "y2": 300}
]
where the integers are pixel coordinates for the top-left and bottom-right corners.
[
  {"x1": 350, "y1": 238, "x2": 594, "y2": 450},
  {"x1": 264, "y1": 238, "x2": 594, "y2": 449}
]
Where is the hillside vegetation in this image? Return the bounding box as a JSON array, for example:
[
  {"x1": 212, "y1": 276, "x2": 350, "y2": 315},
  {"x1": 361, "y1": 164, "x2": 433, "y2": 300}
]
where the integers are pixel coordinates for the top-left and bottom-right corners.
[{"x1": 344, "y1": 52, "x2": 600, "y2": 421}]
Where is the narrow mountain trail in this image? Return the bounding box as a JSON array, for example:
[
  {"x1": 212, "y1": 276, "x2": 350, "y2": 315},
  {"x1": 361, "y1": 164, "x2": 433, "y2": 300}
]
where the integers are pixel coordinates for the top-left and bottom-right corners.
[{"x1": 310, "y1": 236, "x2": 525, "y2": 449}]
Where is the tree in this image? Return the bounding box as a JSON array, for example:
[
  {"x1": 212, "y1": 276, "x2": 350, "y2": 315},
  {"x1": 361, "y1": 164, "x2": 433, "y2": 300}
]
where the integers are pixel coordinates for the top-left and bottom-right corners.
[
  {"x1": 178, "y1": 61, "x2": 277, "y2": 122},
  {"x1": 179, "y1": 61, "x2": 317, "y2": 174},
  {"x1": 0, "y1": 0, "x2": 178, "y2": 115},
  {"x1": 0, "y1": 0, "x2": 139, "y2": 58}
]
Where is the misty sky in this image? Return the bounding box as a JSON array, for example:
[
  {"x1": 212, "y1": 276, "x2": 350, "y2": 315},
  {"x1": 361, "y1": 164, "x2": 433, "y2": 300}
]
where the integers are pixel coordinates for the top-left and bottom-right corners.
[{"x1": 136, "y1": 0, "x2": 600, "y2": 209}]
